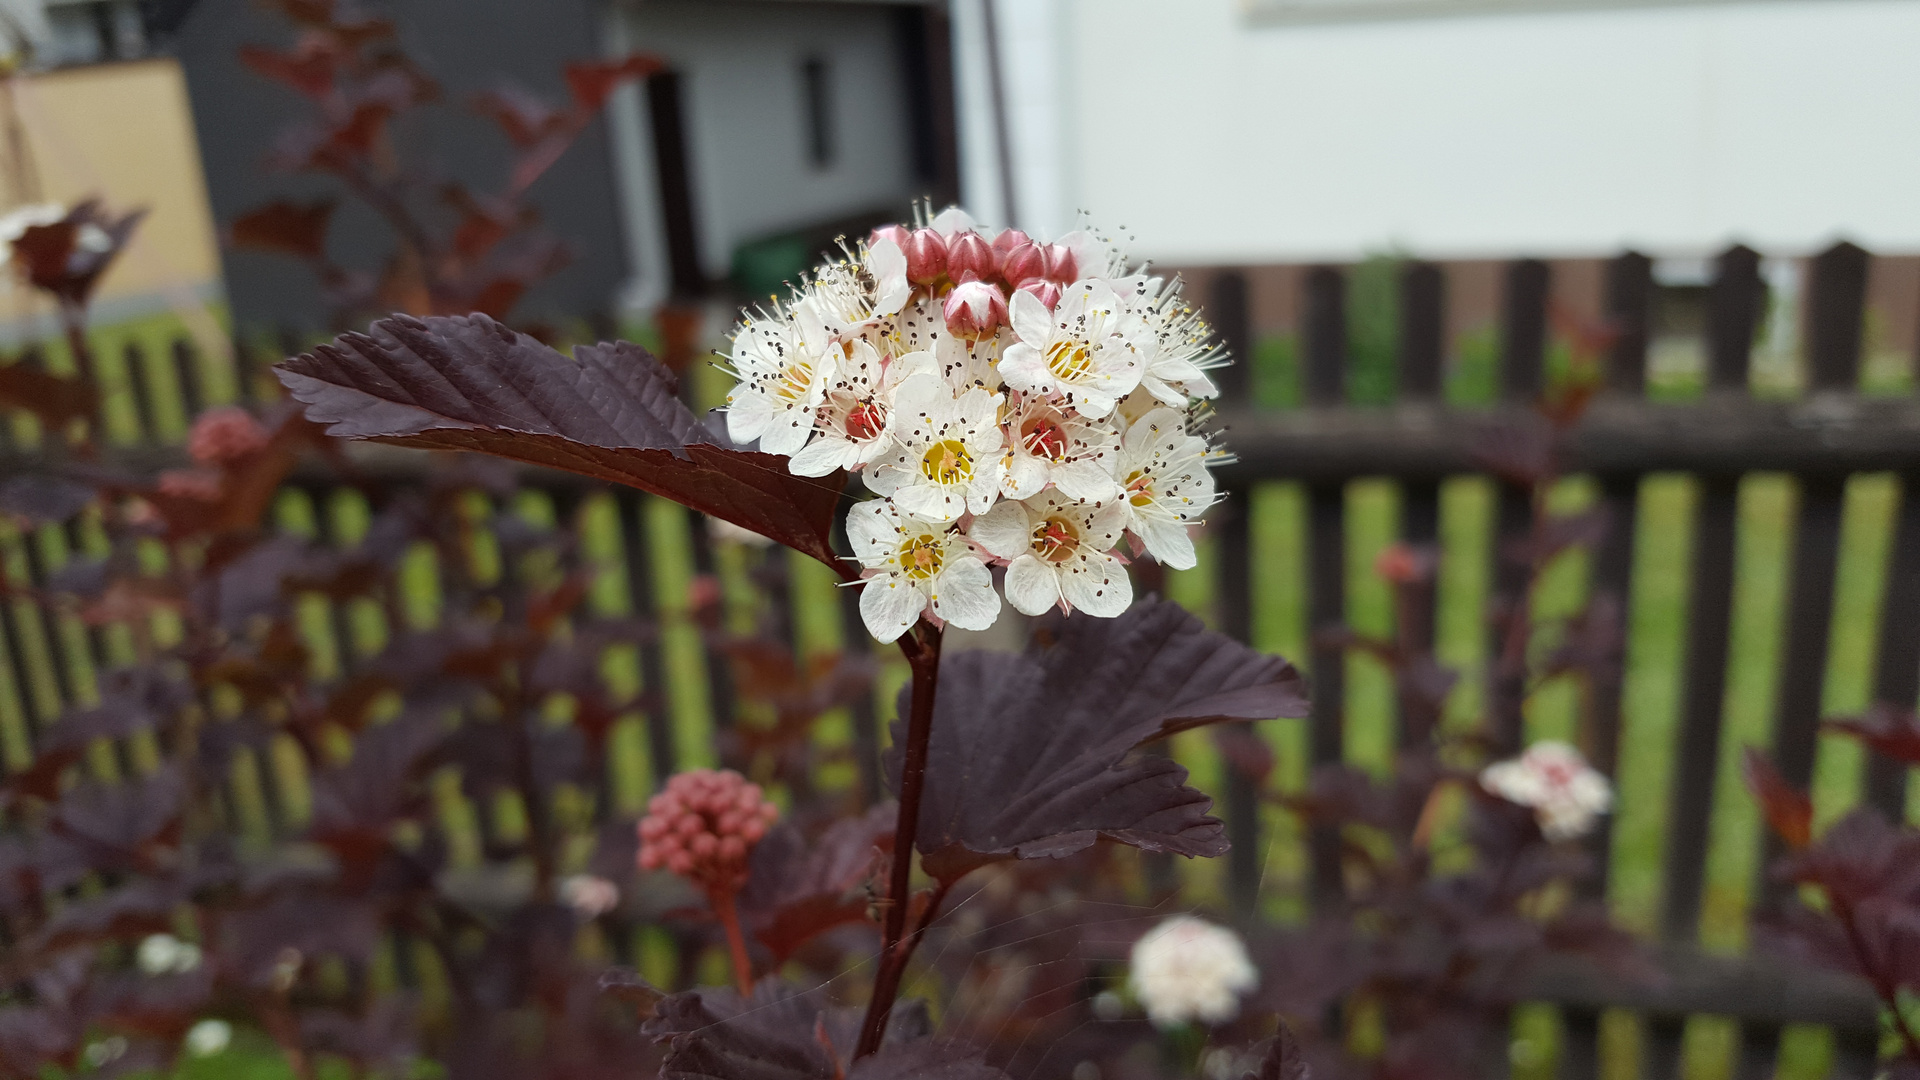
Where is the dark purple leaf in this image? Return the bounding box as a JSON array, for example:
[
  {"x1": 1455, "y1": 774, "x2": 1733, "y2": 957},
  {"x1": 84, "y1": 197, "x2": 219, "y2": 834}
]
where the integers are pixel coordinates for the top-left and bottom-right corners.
[
  {"x1": 1826, "y1": 704, "x2": 1920, "y2": 766},
  {"x1": 0, "y1": 360, "x2": 96, "y2": 431},
  {"x1": 849, "y1": 1042, "x2": 1010, "y2": 1080},
  {"x1": 1244, "y1": 1021, "x2": 1310, "y2": 1080},
  {"x1": 230, "y1": 198, "x2": 336, "y2": 261},
  {"x1": 644, "y1": 981, "x2": 928, "y2": 1080},
  {"x1": 889, "y1": 599, "x2": 1307, "y2": 881},
  {"x1": 1743, "y1": 748, "x2": 1813, "y2": 851},
  {"x1": 739, "y1": 804, "x2": 892, "y2": 963},
  {"x1": 275, "y1": 313, "x2": 846, "y2": 565}
]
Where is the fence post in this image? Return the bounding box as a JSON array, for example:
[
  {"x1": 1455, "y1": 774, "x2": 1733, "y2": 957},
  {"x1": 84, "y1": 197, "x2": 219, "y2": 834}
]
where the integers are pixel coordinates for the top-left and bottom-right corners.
[
  {"x1": 1395, "y1": 261, "x2": 1443, "y2": 749},
  {"x1": 1662, "y1": 245, "x2": 1762, "y2": 948},
  {"x1": 1209, "y1": 269, "x2": 1262, "y2": 919},
  {"x1": 1302, "y1": 265, "x2": 1347, "y2": 912},
  {"x1": 1489, "y1": 259, "x2": 1550, "y2": 757},
  {"x1": 1766, "y1": 242, "x2": 1867, "y2": 905}
]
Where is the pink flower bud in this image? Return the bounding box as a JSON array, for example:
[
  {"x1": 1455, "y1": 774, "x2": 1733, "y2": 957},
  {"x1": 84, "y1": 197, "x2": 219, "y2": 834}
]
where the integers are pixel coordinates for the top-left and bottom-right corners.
[
  {"x1": 691, "y1": 833, "x2": 716, "y2": 858},
  {"x1": 904, "y1": 228, "x2": 947, "y2": 285},
  {"x1": 946, "y1": 231, "x2": 995, "y2": 281},
  {"x1": 991, "y1": 228, "x2": 1031, "y2": 263},
  {"x1": 639, "y1": 848, "x2": 662, "y2": 870},
  {"x1": 1000, "y1": 242, "x2": 1047, "y2": 288},
  {"x1": 943, "y1": 279, "x2": 1008, "y2": 340},
  {"x1": 719, "y1": 836, "x2": 745, "y2": 862},
  {"x1": 1017, "y1": 279, "x2": 1063, "y2": 311},
  {"x1": 869, "y1": 224, "x2": 909, "y2": 251},
  {"x1": 187, "y1": 407, "x2": 269, "y2": 467},
  {"x1": 668, "y1": 851, "x2": 694, "y2": 875},
  {"x1": 1042, "y1": 243, "x2": 1077, "y2": 284}
]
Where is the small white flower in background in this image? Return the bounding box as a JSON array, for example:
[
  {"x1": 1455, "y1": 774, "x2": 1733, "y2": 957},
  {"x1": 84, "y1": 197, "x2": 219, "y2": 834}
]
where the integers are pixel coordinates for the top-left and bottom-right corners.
[
  {"x1": 185, "y1": 1019, "x2": 232, "y2": 1057},
  {"x1": 1480, "y1": 740, "x2": 1614, "y2": 841},
  {"x1": 137, "y1": 933, "x2": 202, "y2": 975},
  {"x1": 561, "y1": 874, "x2": 620, "y2": 918},
  {"x1": 1129, "y1": 915, "x2": 1258, "y2": 1028},
  {"x1": 84, "y1": 1036, "x2": 128, "y2": 1067},
  {"x1": 719, "y1": 205, "x2": 1233, "y2": 642}
]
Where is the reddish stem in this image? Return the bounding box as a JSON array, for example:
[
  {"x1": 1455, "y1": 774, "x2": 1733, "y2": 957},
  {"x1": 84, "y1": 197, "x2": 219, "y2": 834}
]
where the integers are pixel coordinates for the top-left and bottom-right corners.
[
  {"x1": 853, "y1": 622, "x2": 943, "y2": 1059},
  {"x1": 710, "y1": 886, "x2": 754, "y2": 997}
]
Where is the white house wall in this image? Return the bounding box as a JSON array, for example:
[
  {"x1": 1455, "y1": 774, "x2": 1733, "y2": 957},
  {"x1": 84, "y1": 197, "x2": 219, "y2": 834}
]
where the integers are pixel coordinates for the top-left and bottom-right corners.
[
  {"x1": 605, "y1": 0, "x2": 918, "y2": 309},
  {"x1": 966, "y1": 0, "x2": 1920, "y2": 263}
]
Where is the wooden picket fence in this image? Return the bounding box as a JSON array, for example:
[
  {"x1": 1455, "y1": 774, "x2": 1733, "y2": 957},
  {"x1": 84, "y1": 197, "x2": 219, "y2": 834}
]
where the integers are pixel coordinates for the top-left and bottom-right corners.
[{"x1": 0, "y1": 241, "x2": 1916, "y2": 1079}]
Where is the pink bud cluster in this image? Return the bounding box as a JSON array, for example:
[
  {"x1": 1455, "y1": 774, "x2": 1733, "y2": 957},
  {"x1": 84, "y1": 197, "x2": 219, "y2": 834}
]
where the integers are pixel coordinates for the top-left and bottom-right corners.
[
  {"x1": 868, "y1": 223, "x2": 1077, "y2": 341},
  {"x1": 636, "y1": 769, "x2": 780, "y2": 893},
  {"x1": 187, "y1": 407, "x2": 270, "y2": 467}
]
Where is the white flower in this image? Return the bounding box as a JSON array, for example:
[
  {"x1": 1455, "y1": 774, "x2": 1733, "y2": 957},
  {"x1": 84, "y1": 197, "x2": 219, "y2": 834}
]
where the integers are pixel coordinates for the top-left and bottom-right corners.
[
  {"x1": 1000, "y1": 280, "x2": 1149, "y2": 419},
  {"x1": 972, "y1": 490, "x2": 1131, "y2": 617},
  {"x1": 803, "y1": 239, "x2": 910, "y2": 339},
  {"x1": 137, "y1": 933, "x2": 202, "y2": 975},
  {"x1": 864, "y1": 381, "x2": 1005, "y2": 522},
  {"x1": 1129, "y1": 916, "x2": 1257, "y2": 1028},
  {"x1": 1115, "y1": 408, "x2": 1218, "y2": 571},
  {"x1": 847, "y1": 499, "x2": 999, "y2": 642},
  {"x1": 724, "y1": 303, "x2": 835, "y2": 456},
  {"x1": 185, "y1": 1019, "x2": 232, "y2": 1057},
  {"x1": 1131, "y1": 276, "x2": 1224, "y2": 406},
  {"x1": 998, "y1": 392, "x2": 1121, "y2": 503},
  {"x1": 562, "y1": 874, "x2": 620, "y2": 917},
  {"x1": 1480, "y1": 740, "x2": 1613, "y2": 841},
  {"x1": 788, "y1": 344, "x2": 935, "y2": 477}
]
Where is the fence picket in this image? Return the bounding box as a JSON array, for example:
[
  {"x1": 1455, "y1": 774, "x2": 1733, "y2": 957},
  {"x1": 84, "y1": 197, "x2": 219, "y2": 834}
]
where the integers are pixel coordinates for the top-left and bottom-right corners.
[{"x1": 1302, "y1": 265, "x2": 1347, "y2": 910}]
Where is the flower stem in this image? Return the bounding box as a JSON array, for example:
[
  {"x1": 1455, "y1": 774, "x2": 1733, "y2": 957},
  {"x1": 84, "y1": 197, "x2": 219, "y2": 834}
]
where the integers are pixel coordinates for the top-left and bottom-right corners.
[
  {"x1": 710, "y1": 887, "x2": 754, "y2": 997},
  {"x1": 854, "y1": 621, "x2": 943, "y2": 1059}
]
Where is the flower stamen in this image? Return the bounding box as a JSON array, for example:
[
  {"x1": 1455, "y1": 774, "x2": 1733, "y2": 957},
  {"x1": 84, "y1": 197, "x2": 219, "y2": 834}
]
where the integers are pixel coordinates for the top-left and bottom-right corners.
[{"x1": 920, "y1": 439, "x2": 974, "y2": 484}]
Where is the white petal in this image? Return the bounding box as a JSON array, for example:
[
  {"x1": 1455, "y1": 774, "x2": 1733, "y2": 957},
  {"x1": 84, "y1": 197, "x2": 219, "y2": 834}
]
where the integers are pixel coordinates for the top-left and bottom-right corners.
[
  {"x1": 1139, "y1": 518, "x2": 1196, "y2": 570},
  {"x1": 969, "y1": 499, "x2": 1031, "y2": 560},
  {"x1": 894, "y1": 481, "x2": 967, "y2": 523},
  {"x1": 858, "y1": 574, "x2": 926, "y2": 643},
  {"x1": 956, "y1": 389, "x2": 1004, "y2": 451},
  {"x1": 845, "y1": 500, "x2": 899, "y2": 563},
  {"x1": 998, "y1": 344, "x2": 1053, "y2": 395},
  {"x1": 1008, "y1": 287, "x2": 1053, "y2": 345},
  {"x1": 868, "y1": 239, "x2": 911, "y2": 316},
  {"x1": 1060, "y1": 550, "x2": 1132, "y2": 617},
  {"x1": 930, "y1": 556, "x2": 1000, "y2": 631},
  {"x1": 1051, "y1": 459, "x2": 1122, "y2": 503},
  {"x1": 760, "y1": 409, "x2": 816, "y2": 457},
  {"x1": 1001, "y1": 453, "x2": 1049, "y2": 500},
  {"x1": 966, "y1": 462, "x2": 1003, "y2": 516},
  {"x1": 885, "y1": 350, "x2": 939, "y2": 388},
  {"x1": 788, "y1": 435, "x2": 855, "y2": 477},
  {"x1": 725, "y1": 398, "x2": 773, "y2": 444},
  {"x1": 931, "y1": 207, "x2": 976, "y2": 235},
  {"x1": 1003, "y1": 554, "x2": 1061, "y2": 616}
]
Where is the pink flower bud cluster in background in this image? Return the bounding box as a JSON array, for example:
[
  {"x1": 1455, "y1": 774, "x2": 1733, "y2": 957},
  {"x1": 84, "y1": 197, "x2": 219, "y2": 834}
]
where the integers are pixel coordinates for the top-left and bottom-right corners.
[
  {"x1": 868, "y1": 221, "x2": 1078, "y2": 340},
  {"x1": 636, "y1": 768, "x2": 780, "y2": 892},
  {"x1": 187, "y1": 407, "x2": 270, "y2": 467}
]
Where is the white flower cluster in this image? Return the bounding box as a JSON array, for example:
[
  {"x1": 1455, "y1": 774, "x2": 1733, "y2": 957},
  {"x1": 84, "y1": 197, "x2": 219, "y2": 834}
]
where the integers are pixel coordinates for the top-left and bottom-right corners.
[
  {"x1": 1129, "y1": 915, "x2": 1258, "y2": 1028},
  {"x1": 1479, "y1": 740, "x2": 1614, "y2": 841},
  {"x1": 724, "y1": 207, "x2": 1228, "y2": 643}
]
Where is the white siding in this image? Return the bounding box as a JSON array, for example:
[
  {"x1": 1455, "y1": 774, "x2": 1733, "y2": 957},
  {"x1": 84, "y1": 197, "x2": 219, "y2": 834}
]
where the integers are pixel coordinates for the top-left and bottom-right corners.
[{"x1": 966, "y1": 0, "x2": 1920, "y2": 263}]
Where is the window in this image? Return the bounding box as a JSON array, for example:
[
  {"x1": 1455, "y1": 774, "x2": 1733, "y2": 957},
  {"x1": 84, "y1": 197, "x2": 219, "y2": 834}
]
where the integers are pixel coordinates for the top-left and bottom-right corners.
[
  {"x1": 800, "y1": 56, "x2": 834, "y2": 169},
  {"x1": 43, "y1": 0, "x2": 146, "y2": 67}
]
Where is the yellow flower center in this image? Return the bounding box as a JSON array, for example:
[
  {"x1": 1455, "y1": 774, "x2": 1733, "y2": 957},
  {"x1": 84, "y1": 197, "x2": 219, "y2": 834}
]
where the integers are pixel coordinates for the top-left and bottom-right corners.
[
  {"x1": 1125, "y1": 470, "x2": 1154, "y2": 507},
  {"x1": 1046, "y1": 339, "x2": 1093, "y2": 381},
  {"x1": 776, "y1": 359, "x2": 814, "y2": 402},
  {"x1": 920, "y1": 439, "x2": 973, "y2": 485},
  {"x1": 898, "y1": 534, "x2": 944, "y2": 580},
  {"x1": 1030, "y1": 516, "x2": 1081, "y2": 563}
]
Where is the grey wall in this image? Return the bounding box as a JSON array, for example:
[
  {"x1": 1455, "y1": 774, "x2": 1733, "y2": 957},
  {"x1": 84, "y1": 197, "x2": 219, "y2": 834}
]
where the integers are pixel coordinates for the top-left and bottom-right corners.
[
  {"x1": 171, "y1": 0, "x2": 632, "y2": 332},
  {"x1": 608, "y1": 1, "x2": 941, "y2": 302}
]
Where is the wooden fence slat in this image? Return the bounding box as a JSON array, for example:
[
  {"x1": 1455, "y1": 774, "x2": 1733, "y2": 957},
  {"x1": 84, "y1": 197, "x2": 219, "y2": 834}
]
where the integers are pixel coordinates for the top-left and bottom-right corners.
[
  {"x1": 1604, "y1": 252, "x2": 1653, "y2": 396},
  {"x1": 1490, "y1": 259, "x2": 1550, "y2": 756},
  {"x1": 1395, "y1": 262, "x2": 1443, "y2": 749},
  {"x1": 1302, "y1": 266, "x2": 1347, "y2": 910},
  {"x1": 1866, "y1": 474, "x2": 1920, "y2": 817},
  {"x1": 1583, "y1": 251, "x2": 1654, "y2": 897},
  {"x1": 124, "y1": 341, "x2": 160, "y2": 444},
  {"x1": 617, "y1": 492, "x2": 676, "y2": 786},
  {"x1": 1210, "y1": 270, "x2": 1252, "y2": 403},
  {"x1": 172, "y1": 339, "x2": 204, "y2": 419},
  {"x1": 1733, "y1": 1022, "x2": 1780, "y2": 1080},
  {"x1": 1707, "y1": 245, "x2": 1764, "y2": 392},
  {"x1": 1556, "y1": 1007, "x2": 1600, "y2": 1080},
  {"x1": 1661, "y1": 244, "x2": 1762, "y2": 943},
  {"x1": 1642, "y1": 1015, "x2": 1687, "y2": 1080},
  {"x1": 1765, "y1": 243, "x2": 1868, "y2": 902}
]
